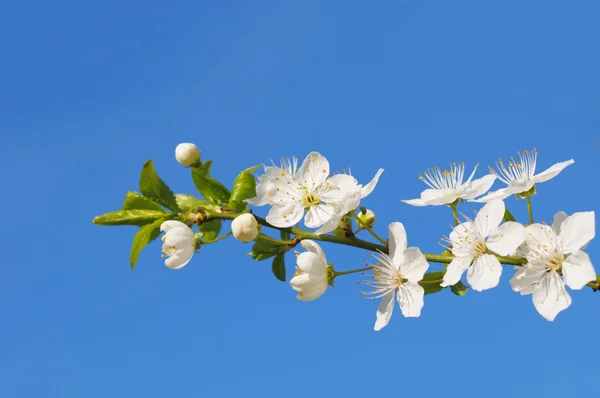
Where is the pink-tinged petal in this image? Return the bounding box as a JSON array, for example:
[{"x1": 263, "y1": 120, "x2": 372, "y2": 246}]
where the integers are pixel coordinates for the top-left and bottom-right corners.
[
  {"x1": 397, "y1": 282, "x2": 425, "y2": 318},
  {"x1": 297, "y1": 151, "x2": 330, "y2": 187},
  {"x1": 388, "y1": 222, "x2": 407, "y2": 262},
  {"x1": 299, "y1": 240, "x2": 327, "y2": 264},
  {"x1": 374, "y1": 291, "x2": 395, "y2": 331},
  {"x1": 361, "y1": 168, "x2": 384, "y2": 198},
  {"x1": 304, "y1": 204, "x2": 335, "y2": 229},
  {"x1": 487, "y1": 222, "x2": 526, "y2": 256},
  {"x1": 399, "y1": 247, "x2": 429, "y2": 283},
  {"x1": 559, "y1": 211, "x2": 595, "y2": 254},
  {"x1": 402, "y1": 189, "x2": 445, "y2": 207},
  {"x1": 510, "y1": 265, "x2": 545, "y2": 295},
  {"x1": 532, "y1": 271, "x2": 571, "y2": 321},
  {"x1": 470, "y1": 187, "x2": 511, "y2": 203},
  {"x1": 467, "y1": 254, "x2": 502, "y2": 292},
  {"x1": 474, "y1": 199, "x2": 505, "y2": 238},
  {"x1": 461, "y1": 174, "x2": 497, "y2": 200},
  {"x1": 562, "y1": 250, "x2": 596, "y2": 290},
  {"x1": 532, "y1": 159, "x2": 574, "y2": 184},
  {"x1": 552, "y1": 211, "x2": 568, "y2": 235},
  {"x1": 441, "y1": 256, "x2": 472, "y2": 287},
  {"x1": 266, "y1": 203, "x2": 304, "y2": 228},
  {"x1": 296, "y1": 252, "x2": 327, "y2": 276}
]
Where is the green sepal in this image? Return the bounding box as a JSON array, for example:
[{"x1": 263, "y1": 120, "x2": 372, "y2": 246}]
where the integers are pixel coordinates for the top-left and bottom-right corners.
[
  {"x1": 272, "y1": 253, "x2": 286, "y2": 281},
  {"x1": 420, "y1": 271, "x2": 445, "y2": 295},
  {"x1": 503, "y1": 208, "x2": 517, "y2": 222},
  {"x1": 249, "y1": 235, "x2": 287, "y2": 261},
  {"x1": 130, "y1": 217, "x2": 167, "y2": 269},
  {"x1": 139, "y1": 160, "x2": 181, "y2": 212},
  {"x1": 191, "y1": 167, "x2": 231, "y2": 204},
  {"x1": 92, "y1": 209, "x2": 171, "y2": 226},
  {"x1": 122, "y1": 191, "x2": 164, "y2": 211},
  {"x1": 228, "y1": 165, "x2": 261, "y2": 211},
  {"x1": 200, "y1": 219, "x2": 222, "y2": 242},
  {"x1": 450, "y1": 281, "x2": 469, "y2": 296}
]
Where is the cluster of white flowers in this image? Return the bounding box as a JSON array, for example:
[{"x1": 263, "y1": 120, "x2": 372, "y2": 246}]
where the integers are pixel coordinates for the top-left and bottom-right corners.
[{"x1": 162, "y1": 147, "x2": 596, "y2": 330}]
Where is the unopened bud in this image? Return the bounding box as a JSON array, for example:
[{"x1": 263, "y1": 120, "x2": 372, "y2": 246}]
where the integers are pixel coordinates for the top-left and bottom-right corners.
[
  {"x1": 175, "y1": 143, "x2": 200, "y2": 167},
  {"x1": 357, "y1": 209, "x2": 376, "y2": 228},
  {"x1": 231, "y1": 213, "x2": 260, "y2": 243}
]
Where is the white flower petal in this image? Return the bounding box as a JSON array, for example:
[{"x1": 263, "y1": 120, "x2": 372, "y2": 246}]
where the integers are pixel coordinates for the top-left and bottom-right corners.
[
  {"x1": 296, "y1": 252, "x2": 327, "y2": 276},
  {"x1": 314, "y1": 214, "x2": 343, "y2": 235},
  {"x1": 532, "y1": 271, "x2": 572, "y2": 321},
  {"x1": 299, "y1": 240, "x2": 327, "y2": 263},
  {"x1": 532, "y1": 159, "x2": 574, "y2": 184},
  {"x1": 474, "y1": 199, "x2": 505, "y2": 238},
  {"x1": 388, "y1": 222, "x2": 407, "y2": 262},
  {"x1": 441, "y1": 256, "x2": 472, "y2": 287},
  {"x1": 467, "y1": 254, "x2": 503, "y2": 291},
  {"x1": 562, "y1": 250, "x2": 596, "y2": 290},
  {"x1": 297, "y1": 151, "x2": 330, "y2": 188},
  {"x1": 399, "y1": 247, "x2": 429, "y2": 283},
  {"x1": 297, "y1": 282, "x2": 327, "y2": 301},
  {"x1": 522, "y1": 224, "x2": 559, "y2": 260},
  {"x1": 449, "y1": 222, "x2": 476, "y2": 257},
  {"x1": 266, "y1": 203, "x2": 304, "y2": 228},
  {"x1": 402, "y1": 189, "x2": 444, "y2": 207},
  {"x1": 510, "y1": 266, "x2": 545, "y2": 295},
  {"x1": 361, "y1": 168, "x2": 384, "y2": 198},
  {"x1": 160, "y1": 220, "x2": 190, "y2": 232},
  {"x1": 397, "y1": 282, "x2": 425, "y2": 318},
  {"x1": 246, "y1": 166, "x2": 281, "y2": 206},
  {"x1": 487, "y1": 221, "x2": 526, "y2": 256},
  {"x1": 374, "y1": 291, "x2": 395, "y2": 331},
  {"x1": 304, "y1": 204, "x2": 335, "y2": 229},
  {"x1": 470, "y1": 187, "x2": 511, "y2": 203},
  {"x1": 552, "y1": 211, "x2": 568, "y2": 235},
  {"x1": 165, "y1": 246, "x2": 194, "y2": 269},
  {"x1": 461, "y1": 174, "x2": 496, "y2": 200},
  {"x1": 559, "y1": 211, "x2": 595, "y2": 254},
  {"x1": 318, "y1": 174, "x2": 359, "y2": 203}
]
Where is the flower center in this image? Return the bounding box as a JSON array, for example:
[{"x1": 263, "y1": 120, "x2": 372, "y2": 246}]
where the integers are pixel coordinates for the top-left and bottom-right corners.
[
  {"x1": 301, "y1": 191, "x2": 321, "y2": 209},
  {"x1": 419, "y1": 162, "x2": 466, "y2": 195},
  {"x1": 489, "y1": 149, "x2": 537, "y2": 184},
  {"x1": 546, "y1": 251, "x2": 565, "y2": 272},
  {"x1": 473, "y1": 239, "x2": 487, "y2": 257}
]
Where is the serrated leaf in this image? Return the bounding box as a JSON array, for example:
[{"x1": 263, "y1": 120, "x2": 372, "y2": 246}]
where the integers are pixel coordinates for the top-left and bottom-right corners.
[
  {"x1": 503, "y1": 208, "x2": 517, "y2": 222},
  {"x1": 272, "y1": 253, "x2": 286, "y2": 281},
  {"x1": 228, "y1": 165, "x2": 261, "y2": 211},
  {"x1": 420, "y1": 271, "x2": 445, "y2": 295},
  {"x1": 175, "y1": 194, "x2": 213, "y2": 212},
  {"x1": 122, "y1": 191, "x2": 164, "y2": 211},
  {"x1": 191, "y1": 167, "x2": 231, "y2": 204},
  {"x1": 200, "y1": 219, "x2": 222, "y2": 242},
  {"x1": 450, "y1": 281, "x2": 469, "y2": 296},
  {"x1": 93, "y1": 209, "x2": 170, "y2": 226},
  {"x1": 139, "y1": 160, "x2": 181, "y2": 212},
  {"x1": 130, "y1": 218, "x2": 166, "y2": 269},
  {"x1": 249, "y1": 235, "x2": 286, "y2": 261}
]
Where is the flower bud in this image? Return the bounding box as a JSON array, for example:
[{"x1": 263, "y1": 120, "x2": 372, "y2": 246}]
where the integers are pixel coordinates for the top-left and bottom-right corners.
[
  {"x1": 231, "y1": 213, "x2": 260, "y2": 243},
  {"x1": 175, "y1": 143, "x2": 200, "y2": 167},
  {"x1": 357, "y1": 209, "x2": 376, "y2": 228}
]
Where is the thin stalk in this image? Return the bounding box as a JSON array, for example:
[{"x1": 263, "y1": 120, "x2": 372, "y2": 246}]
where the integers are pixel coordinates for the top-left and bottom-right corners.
[
  {"x1": 352, "y1": 213, "x2": 387, "y2": 245},
  {"x1": 526, "y1": 195, "x2": 534, "y2": 224}
]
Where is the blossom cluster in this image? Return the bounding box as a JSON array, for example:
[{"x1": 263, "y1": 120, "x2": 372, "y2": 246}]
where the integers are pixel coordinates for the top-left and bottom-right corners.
[{"x1": 158, "y1": 147, "x2": 596, "y2": 329}]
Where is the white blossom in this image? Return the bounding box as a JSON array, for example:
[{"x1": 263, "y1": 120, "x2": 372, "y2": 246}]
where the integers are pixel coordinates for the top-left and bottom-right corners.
[
  {"x1": 289, "y1": 240, "x2": 330, "y2": 301},
  {"x1": 175, "y1": 143, "x2": 200, "y2": 167},
  {"x1": 474, "y1": 149, "x2": 574, "y2": 202},
  {"x1": 362, "y1": 223, "x2": 429, "y2": 331},
  {"x1": 160, "y1": 220, "x2": 197, "y2": 269},
  {"x1": 403, "y1": 162, "x2": 495, "y2": 207},
  {"x1": 441, "y1": 200, "x2": 526, "y2": 291},
  {"x1": 510, "y1": 211, "x2": 596, "y2": 321},
  {"x1": 231, "y1": 213, "x2": 260, "y2": 243}
]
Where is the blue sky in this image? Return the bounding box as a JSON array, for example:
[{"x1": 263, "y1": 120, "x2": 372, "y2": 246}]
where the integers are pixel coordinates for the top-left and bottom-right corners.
[{"x1": 1, "y1": 1, "x2": 599, "y2": 396}]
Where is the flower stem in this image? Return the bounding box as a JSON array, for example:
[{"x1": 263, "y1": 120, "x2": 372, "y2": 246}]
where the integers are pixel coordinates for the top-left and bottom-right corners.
[
  {"x1": 333, "y1": 266, "x2": 373, "y2": 277},
  {"x1": 451, "y1": 204, "x2": 460, "y2": 226},
  {"x1": 204, "y1": 232, "x2": 232, "y2": 244},
  {"x1": 257, "y1": 233, "x2": 295, "y2": 246},
  {"x1": 526, "y1": 195, "x2": 534, "y2": 224},
  {"x1": 352, "y1": 212, "x2": 388, "y2": 246}
]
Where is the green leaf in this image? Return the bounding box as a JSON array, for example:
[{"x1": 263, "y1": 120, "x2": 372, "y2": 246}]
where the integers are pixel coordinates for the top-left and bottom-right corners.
[
  {"x1": 175, "y1": 194, "x2": 213, "y2": 212},
  {"x1": 450, "y1": 281, "x2": 469, "y2": 296},
  {"x1": 200, "y1": 219, "x2": 222, "y2": 242},
  {"x1": 228, "y1": 165, "x2": 261, "y2": 211},
  {"x1": 93, "y1": 209, "x2": 170, "y2": 226},
  {"x1": 249, "y1": 235, "x2": 286, "y2": 261},
  {"x1": 503, "y1": 208, "x2": 517, "y2": 222},
  {"x1": 201, "y1": 159, "x2": 212, "y2": 175},
  {"x1": 191, "y1": 167, "x2": 231, "y2": 204},
  {"x1": 420, "y1": 271, "x2": 445, "y2": 295},
  {"x1": 272, "y1": 253, "x2": 286, "y2": 281},
  {"x1": 122, "y1": 191, "x2": 164, "y2": 211},
  {"x1": 130, "y1": 218, "x2": 166, "y2": 269},
  {"x1": 139, "y1": 160, "x2": 181, "y2": 212}
]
